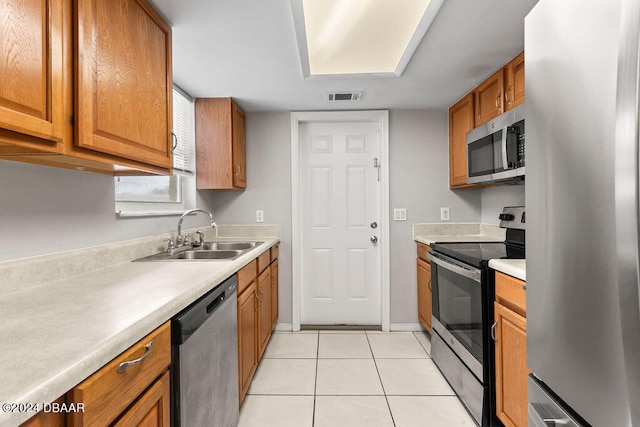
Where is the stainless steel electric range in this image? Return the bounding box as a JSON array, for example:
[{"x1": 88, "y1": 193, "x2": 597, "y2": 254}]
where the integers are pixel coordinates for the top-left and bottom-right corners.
[{"x1": 428, "y1": 206, "x2": 525, "y2": 427}]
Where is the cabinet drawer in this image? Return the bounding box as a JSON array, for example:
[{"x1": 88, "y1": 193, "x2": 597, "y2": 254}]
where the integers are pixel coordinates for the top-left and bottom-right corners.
[
  {"x1": 270, "y1": 244, "x2": 279, "y2": 262},
  {"x1": 257, "y1": 250, "x2": 271, "y2": 274},
  {"x1": 68, "y1": 321, "x2": 171, "y2": 426},
  {"x1": 495, "y1": 271, "x2": 526, "y2": 316},
  {"x1": 416, "y1": 242, "x2": 431, "y2": 262},
  {"x1": 237, "y1": 259, "x2": 257, "y2": 295}
]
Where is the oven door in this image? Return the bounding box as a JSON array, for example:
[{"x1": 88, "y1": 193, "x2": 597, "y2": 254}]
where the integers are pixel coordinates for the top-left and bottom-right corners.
[{"x1": 428, "y1": 251, "x2": 485, "y2": 381}]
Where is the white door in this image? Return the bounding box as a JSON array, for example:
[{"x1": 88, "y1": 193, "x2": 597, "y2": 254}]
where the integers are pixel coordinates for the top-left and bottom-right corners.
[{"x1": 299, "y1": 121, "x2": 381, "y2": 325}]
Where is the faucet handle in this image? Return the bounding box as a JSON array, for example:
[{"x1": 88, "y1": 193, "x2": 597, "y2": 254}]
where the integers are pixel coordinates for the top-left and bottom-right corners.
[
  {"x1": 194, "y1": 230, "x2": 205, "y2": 247},
  {"x1": 183, "y1": 234, "x2": 192, "y2": 246},
  {"x1": 164, "y1": 238, "x2": 176, "y2": 253}
]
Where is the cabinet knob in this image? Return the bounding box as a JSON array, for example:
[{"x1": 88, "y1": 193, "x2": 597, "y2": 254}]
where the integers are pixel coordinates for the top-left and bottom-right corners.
[{"x1": 235, "y1": 163, "x2": 241, "y2": 176}]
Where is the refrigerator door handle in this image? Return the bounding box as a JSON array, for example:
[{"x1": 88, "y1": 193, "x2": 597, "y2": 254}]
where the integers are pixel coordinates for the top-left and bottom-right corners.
[{"x1": 529, "y1": 403, "x2": 571, "y2": 426}]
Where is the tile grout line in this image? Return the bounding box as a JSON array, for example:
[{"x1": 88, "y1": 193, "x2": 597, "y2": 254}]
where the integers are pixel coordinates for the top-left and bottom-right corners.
[
  {"x1": 312, "y1": 331, "x2": 320, "y2": 427},
  {"x1": 366, "y1": 331, "x2": 397, "y2": 427}
]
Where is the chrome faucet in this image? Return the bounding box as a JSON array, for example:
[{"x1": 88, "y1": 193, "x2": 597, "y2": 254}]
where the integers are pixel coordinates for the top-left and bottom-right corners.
[{"x1": 176, "y1": 208, "x2": 216, "y2": 247}]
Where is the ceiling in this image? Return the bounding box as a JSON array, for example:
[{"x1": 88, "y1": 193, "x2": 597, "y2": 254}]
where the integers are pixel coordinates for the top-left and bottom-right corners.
[{"x1": 149, "y1": 0, "x2": 539, "y2": 112}]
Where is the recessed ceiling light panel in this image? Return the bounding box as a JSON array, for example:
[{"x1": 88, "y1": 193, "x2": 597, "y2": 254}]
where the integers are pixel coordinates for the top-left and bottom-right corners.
[{"x1": 293, "y1": 0, "x2": 443, "y2": 77}]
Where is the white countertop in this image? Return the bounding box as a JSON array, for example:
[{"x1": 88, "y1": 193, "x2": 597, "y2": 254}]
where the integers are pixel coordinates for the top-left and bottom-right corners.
[
  {"x1": 413, "y1": 223, "x2": 506, "y2": 245},
  {"x1": 0, "y1": 237, "x2": 278, "y2": 427},
  {"x1": 489, "y1": 259, "x2": 526, "y2": 281}
]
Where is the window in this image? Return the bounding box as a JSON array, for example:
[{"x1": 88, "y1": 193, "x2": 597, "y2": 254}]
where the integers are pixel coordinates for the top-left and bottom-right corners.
[{"x1": 115, "y1": 87, "x2": 196, "y2": 216}]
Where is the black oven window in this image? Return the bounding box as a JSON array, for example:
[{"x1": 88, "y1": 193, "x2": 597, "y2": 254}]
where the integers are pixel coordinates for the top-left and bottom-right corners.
[{"x1": 436, "y1": 266, "x2": 484, "y2": 363}]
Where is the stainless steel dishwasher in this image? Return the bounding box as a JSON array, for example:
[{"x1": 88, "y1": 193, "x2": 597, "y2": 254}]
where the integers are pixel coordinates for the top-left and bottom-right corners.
[{"x1": 171, "y1": 275, "x2": 239, "y2": 427}]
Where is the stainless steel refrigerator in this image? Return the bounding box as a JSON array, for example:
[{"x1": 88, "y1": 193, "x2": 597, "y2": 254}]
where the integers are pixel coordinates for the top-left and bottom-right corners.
[{"x1": 526, "y1": 0, "x2": 640, "y2": 426}]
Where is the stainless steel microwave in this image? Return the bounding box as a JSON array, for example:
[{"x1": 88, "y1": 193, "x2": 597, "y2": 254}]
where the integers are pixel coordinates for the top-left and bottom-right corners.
[{"x1": 466, "y1": 104, "x2": 525, "y2": 184}]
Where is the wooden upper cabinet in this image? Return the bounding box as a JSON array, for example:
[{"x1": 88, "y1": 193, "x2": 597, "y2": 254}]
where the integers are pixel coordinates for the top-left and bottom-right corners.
[
  {"x1": 449, "y1": 93, "x2": 475, "y2": 188},
  {"x1": 75, "y1": 0, "x2": 172, "y2": 170},
  {"x1": 505, "y1": 51, "x2": 525, "y2": 111},
  {"x1": 0, "y1": 0, "x2": 174, "y2": 175},
  {"x1": 0, "y1": 0, "x2": 67, "y2": 148},
  {"x1": 232, "y1": 102, "x2": 247, "y2": 188},
  {"x1": 474, "y1": 68, "x2": 504, "y2": 125},
  {"x1": 196, "y1": 98, "x2": 247, "y2": 190}
]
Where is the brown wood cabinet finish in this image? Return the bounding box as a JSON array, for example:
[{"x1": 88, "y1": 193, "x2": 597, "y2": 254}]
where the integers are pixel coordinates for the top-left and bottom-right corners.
[
  {"x1": 474, "y1": 69, "x2": 505, "y2": 125},
  {"x1": 449, "y1": 93, "x2": 476, "y2": 188},
  {"x1": 505, "y1": 52, "x2": 525, "y2": 111},
  {"x1": 0, "y1": 0, "x2": 66, "y2": 147},
  {"x1": 19, "y1": 397, "x2": 66, "y2": 427},
  {"x1": 494, "y1": 301, "x2": 529, "y2": 427},
  {"x1": 75, "y1": 0, "x2": 172, "y2": 169},
  {"x1": 238, "y1": 281, "x2": 258, "y2": 404},
  {"x1": 112, "y1": 371, "x2": 170, "y2": 427},
  {"x1": 417, "y1": 257, "x2": 432, "y2": 332},
  {"x1": 271, "y1": 258, "x2": 279, "y2": 330},
  {"x1": 257, "y1": 266, "x2": 272, "y2": 359},
  {"x1": 68, "y1": 321, "x2": 171, "y2": 426},
  {"x1": 494, "y1": 271, "x2": 529, "y2": 427},
  {"x1": 195, "y1": 98, "x2": 247, "y2": 190},
  {"x1": 0, "y1": 0, "x2": 174, "y2": 175}
]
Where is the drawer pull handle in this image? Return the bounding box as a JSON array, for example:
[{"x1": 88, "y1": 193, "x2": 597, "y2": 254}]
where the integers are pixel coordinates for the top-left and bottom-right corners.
[
  {"x1": 491, "y1": 321, "x2": 498, "y2": 342},
  {"x1": 117, "y1": 341, "x2": 153, "y2": 373},
  {"x1": 522, "y1": 285, "x2": 527, "y2": 291}
]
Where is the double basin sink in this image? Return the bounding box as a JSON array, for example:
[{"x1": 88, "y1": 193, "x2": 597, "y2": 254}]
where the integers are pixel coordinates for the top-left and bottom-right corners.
[{"x1": 135, "y1": 241, "x2": 263, "y2": 262}]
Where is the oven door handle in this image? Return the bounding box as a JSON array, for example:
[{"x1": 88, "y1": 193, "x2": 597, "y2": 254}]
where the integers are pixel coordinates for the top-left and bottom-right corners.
[{"x1": 427, "y1": 252, "x2": 482, "y2": 283}]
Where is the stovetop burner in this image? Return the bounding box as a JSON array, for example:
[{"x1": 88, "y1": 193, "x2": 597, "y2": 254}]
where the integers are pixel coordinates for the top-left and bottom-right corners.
[{"x1": 430, "y1": 241, "x2": 524, "y2": 268}]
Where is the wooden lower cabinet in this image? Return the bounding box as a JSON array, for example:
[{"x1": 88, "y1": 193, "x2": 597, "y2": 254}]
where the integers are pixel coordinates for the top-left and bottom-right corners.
[
  {"x1": 494, "y1": 272, "x2": 530, "y2": 427},
  {"x1": 237, "y1": 246, "x2": 279, "y2": 405},
  {"x1": 416, "y1": 242, "x2": 432, "y2": 332},
  {"x1": 19, "y1": 397, "x2": 66, "y2": 427},
  {"x1": 68, "y1": 322, "x2": 171, "y2": 427},
  {"x1": 112, "y1": 371, "x2": 170, "y2": 427},
  {"x1": 257, "y1": 265, "x2": 272, "y2": 359},
  {"x1": 417, "y1": 258, "x2": 432, "y2": 332},
  {"x1": 270, "y1": 258, "x2": 279, "y2": 329},
  {"x1": 238, "y1": 281, "x2": 258, "y2": 404}
]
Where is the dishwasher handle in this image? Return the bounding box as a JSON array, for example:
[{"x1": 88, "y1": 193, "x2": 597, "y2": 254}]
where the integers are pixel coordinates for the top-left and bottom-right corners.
[
  {"x1": 207, "y1": 293, "x2": 225, "y2": 314},
  {"x1": 173, "y1": 275, "x2": 237, "y2": 345}
]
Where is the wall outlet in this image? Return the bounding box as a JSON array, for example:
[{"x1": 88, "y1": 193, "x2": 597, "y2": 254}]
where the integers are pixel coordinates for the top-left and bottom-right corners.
[
  {"x1": 393, "y1": 208, "x2": 407, "y2": 221},
  {"x1": 440, "y1": 207, "x2": 450, "y2": 221},
  {"x1": 256, "y1": 210, "x2": 264, "y2": 223}
]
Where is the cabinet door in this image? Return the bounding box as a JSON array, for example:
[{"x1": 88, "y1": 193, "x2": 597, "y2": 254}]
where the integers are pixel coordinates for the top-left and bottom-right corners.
[
  {"x1": 0, "y1": 0, "x2": 66, "y2": 147},
  {"x1": 494, "y1": 302, "x2": 530, "y2": 427},
  {"x1": 231, "y1": 101, "x2": 246, "y2": 188},
  {"x1": 112, "y1": 371, "x2": 170, "y2": 427},
  {"x1": 417, "y1": 258, "x2": 432, "y2": 332},
  {"x1": 75, "y1": 0, "x2": 172, "y2": 169},
  {"x1": 449, "y1": 93, "x2": 475, "y2": 188},
  {"x1": 238, "y1": 283, "x2": 258, "y2": 404},
  {"x1": 271, "y1": 259, "x2": 279, "y2": 329},
  {"x1": 505, "y1": 52, "x2": 525, "y2": 111},
  {"x1": 19, "y1": 397, "x2": 65, "y2": 427},
  {"x1": 474, "y1": 69, "x2": 504, "y2": 125},
  {"x1": 257, "y1": 266, "x2": 272, "y2": 359}
]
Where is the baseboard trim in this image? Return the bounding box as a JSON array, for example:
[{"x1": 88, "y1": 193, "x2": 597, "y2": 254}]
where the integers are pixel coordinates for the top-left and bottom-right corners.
[{"x1": 389, "y1": 323, "x2": 425, "y2": 332}]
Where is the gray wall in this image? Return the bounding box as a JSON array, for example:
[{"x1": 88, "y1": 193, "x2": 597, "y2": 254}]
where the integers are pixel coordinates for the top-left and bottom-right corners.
[
  {"x1": 202, "y1": 109, "x2": 482, "y2": 326},
  {"x1": 480, "y1": 185, "x2": 526, "y2": 225},
  {"x1": 0, "y1": 160, "x2": 187, "y2": 262},
  {"x1": 1, "y1": 109, "x2": 518, "y2": 327}
]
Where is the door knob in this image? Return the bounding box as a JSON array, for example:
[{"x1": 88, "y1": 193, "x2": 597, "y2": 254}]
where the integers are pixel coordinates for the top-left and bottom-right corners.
[
  {"x1": 370, "y1": 222, "x2": 378, "y2": 229},
  {"x1": 370, "y1": 236, "x2": 378, "y2": 244}
]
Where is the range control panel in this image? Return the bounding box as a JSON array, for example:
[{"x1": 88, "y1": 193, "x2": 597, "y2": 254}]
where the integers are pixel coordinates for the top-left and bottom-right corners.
[{"x1": 499, "y1": 206, "x2": 526, "y2": 230}]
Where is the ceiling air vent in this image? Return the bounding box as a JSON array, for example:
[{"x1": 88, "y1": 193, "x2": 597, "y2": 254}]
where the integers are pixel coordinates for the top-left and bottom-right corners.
[{"x1": 326, "y1": 91, "x2": 363, "y2": 102}]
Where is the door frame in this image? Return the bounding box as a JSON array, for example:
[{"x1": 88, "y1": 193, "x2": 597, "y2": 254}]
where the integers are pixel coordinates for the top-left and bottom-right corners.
[{"x1": 290, "y1": 110, "x2": 390, "y2": 331}]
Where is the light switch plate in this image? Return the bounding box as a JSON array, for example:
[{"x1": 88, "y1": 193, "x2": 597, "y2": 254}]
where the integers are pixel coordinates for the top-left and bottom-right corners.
[
  {"x1": 256, "y1": 210, "x2": 264, "y2": 223},
  {"x1": 394, "y1": 208, "x2": 407, "y2": 221}
]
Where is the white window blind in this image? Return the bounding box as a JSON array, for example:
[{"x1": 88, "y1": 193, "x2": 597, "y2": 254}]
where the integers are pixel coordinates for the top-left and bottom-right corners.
[{"x1": 172, "y1": 87, "x2": 195, "y2": 174}]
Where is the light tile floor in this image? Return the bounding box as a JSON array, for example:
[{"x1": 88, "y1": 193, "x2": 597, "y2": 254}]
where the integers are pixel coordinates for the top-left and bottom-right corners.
[{"x1": 239, "y1": 330, "x2": 477, "y2": 427}]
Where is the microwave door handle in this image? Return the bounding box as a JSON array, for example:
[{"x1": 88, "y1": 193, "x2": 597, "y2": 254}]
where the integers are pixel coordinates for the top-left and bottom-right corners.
[
  {"x1": 501, "y1": 126, "x2": 509, "y2": 169},
  {"x1": 427, "y1": 252, "x2": 481, "y2": 283}
]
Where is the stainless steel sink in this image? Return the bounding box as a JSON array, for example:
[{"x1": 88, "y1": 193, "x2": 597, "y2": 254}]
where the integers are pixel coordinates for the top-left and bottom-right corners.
[
  {"x1": 134, "y1": 241, "x2": 263, "y2": 262},
  {"x1": 200, "y1": 241, "x2": 261, "y2": 251},
  {"x1": 169, "y1": 250, "x2": 242, "y2": 260}
]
